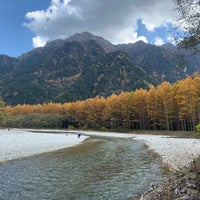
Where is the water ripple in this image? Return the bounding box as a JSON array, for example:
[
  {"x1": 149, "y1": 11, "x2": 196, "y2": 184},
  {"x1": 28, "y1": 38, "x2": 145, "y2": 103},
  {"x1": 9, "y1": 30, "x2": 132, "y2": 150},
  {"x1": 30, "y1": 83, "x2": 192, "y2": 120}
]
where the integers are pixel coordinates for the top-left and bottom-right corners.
[{"x1": 0, "y1": 138, "x2": 169, "y2": 200}]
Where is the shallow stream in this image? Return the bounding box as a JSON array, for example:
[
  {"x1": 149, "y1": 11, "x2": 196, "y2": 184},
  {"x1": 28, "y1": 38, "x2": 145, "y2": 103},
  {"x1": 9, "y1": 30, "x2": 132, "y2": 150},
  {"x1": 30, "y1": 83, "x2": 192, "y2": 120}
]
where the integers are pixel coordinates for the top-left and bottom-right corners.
[{"x1": 0, "y1": 137, "x2": 169, "y2": 199}]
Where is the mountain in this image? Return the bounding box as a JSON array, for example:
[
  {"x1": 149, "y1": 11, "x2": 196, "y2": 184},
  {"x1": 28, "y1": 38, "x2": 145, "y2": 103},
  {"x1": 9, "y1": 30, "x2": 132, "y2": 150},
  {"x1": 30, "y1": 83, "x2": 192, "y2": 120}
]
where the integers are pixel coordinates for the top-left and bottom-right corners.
[
  {"x1": 0, "y1": 38, "x2": 154, "y2": 105},
  {"x1": 66, "y1": 32, "x2": 115, "y2": 52},
  {"x1": 116, "y1": 41, "x2": 197, "y2": 83},
  {"x1": 0, "y1": 32, "x2": 199, "y2": 105},
  {"x1": 0, "y1": 55, "x2": 17, "y2": 78}
]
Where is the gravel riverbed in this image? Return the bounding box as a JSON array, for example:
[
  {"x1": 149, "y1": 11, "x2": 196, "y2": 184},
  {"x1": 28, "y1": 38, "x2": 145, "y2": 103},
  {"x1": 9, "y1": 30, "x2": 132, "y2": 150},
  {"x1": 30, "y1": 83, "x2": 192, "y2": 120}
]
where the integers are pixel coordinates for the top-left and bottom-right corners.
[
  {"x1": 132, "y1": 134, "x2": 200, "y2": 170},
  {"x1": 70, "y1": 131, "x2": 200, "y2": 170},
  {"x1": 0, "y1": 129, "x2": 88, "y2": 163},
  {"x1": 1, "y1": 129, "x2": 200, "y2": 199},
  {"x1": 1, "y1": 129, "x2": 200, "y2": 170}
]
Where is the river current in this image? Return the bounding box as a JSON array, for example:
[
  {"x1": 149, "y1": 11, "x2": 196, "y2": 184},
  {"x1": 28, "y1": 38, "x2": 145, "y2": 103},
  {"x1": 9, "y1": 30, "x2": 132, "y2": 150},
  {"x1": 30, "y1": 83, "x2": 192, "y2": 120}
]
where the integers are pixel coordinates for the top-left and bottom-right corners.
[{"x1": 0, "y1": 137, "x2": 169, "y2": 200}]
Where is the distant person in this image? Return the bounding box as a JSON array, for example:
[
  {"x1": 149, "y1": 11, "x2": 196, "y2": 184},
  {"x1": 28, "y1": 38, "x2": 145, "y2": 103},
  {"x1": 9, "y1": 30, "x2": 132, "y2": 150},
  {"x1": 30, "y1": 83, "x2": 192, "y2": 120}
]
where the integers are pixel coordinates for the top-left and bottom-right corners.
[{"x1": 78, "y1": 134, "x2": 81, "y2": 138}]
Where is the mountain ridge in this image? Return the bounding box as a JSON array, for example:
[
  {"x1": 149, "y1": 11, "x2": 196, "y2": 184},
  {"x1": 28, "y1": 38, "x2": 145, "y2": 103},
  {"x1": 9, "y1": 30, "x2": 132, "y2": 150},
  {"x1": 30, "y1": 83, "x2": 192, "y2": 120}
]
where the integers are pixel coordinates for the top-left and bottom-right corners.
[{"x1": 0, "y1": 32, "x2": 199, "y2": 105}]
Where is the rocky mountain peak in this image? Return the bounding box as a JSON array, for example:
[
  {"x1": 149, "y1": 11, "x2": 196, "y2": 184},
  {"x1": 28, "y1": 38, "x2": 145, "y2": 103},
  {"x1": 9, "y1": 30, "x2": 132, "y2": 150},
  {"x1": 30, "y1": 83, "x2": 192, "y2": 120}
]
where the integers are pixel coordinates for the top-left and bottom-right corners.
[
  {"x1": 45, "y1": 39, "x2": 65, "y2": 48},
  {"x1": 66, "y1": 31, "x2": 115, "y2": 51},
  {"x1": 161, "y1": 43, "x2": 176, "y2": 53}
]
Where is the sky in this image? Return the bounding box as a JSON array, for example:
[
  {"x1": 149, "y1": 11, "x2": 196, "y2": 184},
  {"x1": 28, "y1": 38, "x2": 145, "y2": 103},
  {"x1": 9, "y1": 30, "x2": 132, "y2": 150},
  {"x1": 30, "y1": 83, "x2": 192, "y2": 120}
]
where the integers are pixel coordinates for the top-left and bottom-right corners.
[{"x1": 0, "y1": 0, "x2": 178, "y2": 57}]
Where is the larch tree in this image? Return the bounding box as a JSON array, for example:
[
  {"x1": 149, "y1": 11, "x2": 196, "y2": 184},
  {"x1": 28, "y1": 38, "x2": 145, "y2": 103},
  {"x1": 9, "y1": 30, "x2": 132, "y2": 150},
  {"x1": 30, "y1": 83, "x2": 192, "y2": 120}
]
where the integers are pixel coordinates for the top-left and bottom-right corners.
[
  {"x1": 156, "y1": 82, "x2": 175, "y2": 130},
  {"x1": 146, "y1": 85, "x2": 159, "y2": 130},
  {"x1": 133, "y1": 89, "x2": 148, "y2": 130},
  {"x1": 175, "y1": 76, "x2": 198, "y2": 130}
]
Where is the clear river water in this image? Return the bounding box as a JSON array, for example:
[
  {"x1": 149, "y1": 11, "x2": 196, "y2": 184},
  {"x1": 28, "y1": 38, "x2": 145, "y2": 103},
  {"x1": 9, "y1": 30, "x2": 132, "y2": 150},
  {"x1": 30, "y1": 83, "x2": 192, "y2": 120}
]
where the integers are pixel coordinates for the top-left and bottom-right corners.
[{"x1": 0, "y1": 137, "x2": 169, "y2": 200}]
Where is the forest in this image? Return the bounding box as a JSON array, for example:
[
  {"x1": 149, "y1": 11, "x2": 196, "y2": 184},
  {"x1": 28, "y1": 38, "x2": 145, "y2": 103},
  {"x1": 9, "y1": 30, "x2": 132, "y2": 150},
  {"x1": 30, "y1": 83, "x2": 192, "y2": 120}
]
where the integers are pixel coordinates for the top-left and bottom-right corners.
[{"x1": 4, "y1": 73, "x2": 200, "y2": 132}]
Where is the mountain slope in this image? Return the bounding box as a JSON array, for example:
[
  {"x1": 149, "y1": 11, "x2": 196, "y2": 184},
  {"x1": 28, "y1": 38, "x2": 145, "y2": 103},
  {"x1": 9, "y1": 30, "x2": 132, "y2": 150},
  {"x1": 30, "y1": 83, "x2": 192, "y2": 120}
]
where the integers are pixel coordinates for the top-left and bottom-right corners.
[
  {"x1": 116, "y1": 41, "x2": 197, "y2": 83},
  {"x1": 1, "y1": 39, "x2": 154, "y2": 105},
  {"x1": 0, "y1": 32, "x2": 199, "y2": 105},
  {"x1": 0, "y1": 55, "x2": 17, "y2": 78},
  {"x1": 55, "y1": 50, "x2": 153, "y2": 102}
]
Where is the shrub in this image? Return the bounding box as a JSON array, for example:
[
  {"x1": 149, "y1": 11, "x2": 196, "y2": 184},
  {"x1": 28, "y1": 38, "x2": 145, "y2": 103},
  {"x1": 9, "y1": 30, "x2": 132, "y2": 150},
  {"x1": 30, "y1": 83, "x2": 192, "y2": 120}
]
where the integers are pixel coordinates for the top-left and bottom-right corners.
[{"x1": 196, "y1": 123, "x2": 200, "y2": 132}]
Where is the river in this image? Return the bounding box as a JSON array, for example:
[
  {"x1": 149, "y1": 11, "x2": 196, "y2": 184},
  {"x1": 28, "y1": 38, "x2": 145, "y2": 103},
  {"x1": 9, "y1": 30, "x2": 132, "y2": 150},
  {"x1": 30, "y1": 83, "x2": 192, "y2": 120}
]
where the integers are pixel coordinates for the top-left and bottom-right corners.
[{"x1": 0, "y1": 137, "x2": 169, "y2": 200}]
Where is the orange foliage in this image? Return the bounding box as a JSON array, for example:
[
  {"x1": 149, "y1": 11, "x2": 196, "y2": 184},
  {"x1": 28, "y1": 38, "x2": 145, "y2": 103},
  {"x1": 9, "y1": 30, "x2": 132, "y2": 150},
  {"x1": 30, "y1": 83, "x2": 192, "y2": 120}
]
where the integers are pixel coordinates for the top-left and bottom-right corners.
[{"x1": 6, "y1": 74, "x2": 200, "y2": 131}]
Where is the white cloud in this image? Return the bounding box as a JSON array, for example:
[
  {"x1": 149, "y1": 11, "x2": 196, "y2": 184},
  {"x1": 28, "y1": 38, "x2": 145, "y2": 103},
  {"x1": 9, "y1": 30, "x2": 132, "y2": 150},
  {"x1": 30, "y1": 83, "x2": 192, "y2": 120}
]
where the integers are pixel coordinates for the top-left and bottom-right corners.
[
  {"x1": 154, "y1": 37, "x2": 164, "y2": 46},
  {"x1": 136, "y1": 35, "x2": 148, "y2": 44},
  {"x1": 111, "y1": 27, "x2": 148, "y2": 44},
  {"x1": 140, "y1": 2, "x2": 176, "y2": 32},
  {"x1": 167, "y1": 35, "x2": 176, "y2": 45},
  {"x1": 24, "y1": 0, "x2": 177, "y2": 47},
  {"x1": 32, "y1": 36, "x2": 47, "y2": 48}
]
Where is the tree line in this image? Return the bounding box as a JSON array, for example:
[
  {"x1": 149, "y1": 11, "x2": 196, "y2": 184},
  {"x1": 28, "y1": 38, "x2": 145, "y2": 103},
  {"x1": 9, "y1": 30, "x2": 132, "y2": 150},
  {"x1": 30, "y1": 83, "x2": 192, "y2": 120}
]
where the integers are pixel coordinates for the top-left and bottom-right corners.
[{"x1": 5, "y1": 73, "x2": 200, "y2": 131}]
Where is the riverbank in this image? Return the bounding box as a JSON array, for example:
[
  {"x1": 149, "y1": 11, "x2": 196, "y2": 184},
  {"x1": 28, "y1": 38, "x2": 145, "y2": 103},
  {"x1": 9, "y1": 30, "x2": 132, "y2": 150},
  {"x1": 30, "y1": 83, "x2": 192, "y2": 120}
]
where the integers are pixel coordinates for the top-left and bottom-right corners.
[
  {"x1": 66, "y1": 130, "x2": 200, "y2": 170},
  {"x1": 131, "y1": 134, "x2": 200, "y2": 170},
  {"x1": 2, "y1": 129, "x2": 200, "y2": 199},
  {"x1": 129, "y1": 134, "x2": 200, "y2": 199},
  {"x1": 68, "y1": 130, "x2": 200, "y2": 199},
  {"x1": 2, "y1": 129, "x2": 200, "y2": 170},
  {"x1": 0, "y1": 129, "x2": 136, "y2": 163},
  {"x1": 0, "y1": 129, "x2": 88, "y2": 163}
]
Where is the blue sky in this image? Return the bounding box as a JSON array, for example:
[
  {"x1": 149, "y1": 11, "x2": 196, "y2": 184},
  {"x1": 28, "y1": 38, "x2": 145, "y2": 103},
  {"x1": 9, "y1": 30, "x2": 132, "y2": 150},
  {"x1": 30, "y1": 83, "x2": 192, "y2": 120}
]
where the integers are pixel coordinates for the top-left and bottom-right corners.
[
  {"x1": 0, "y1": 0, "x2": 49, "y2": 57},
  {"x1": 136, "y1": 19, "x2": 175, "y2": 45},
  {"x1": 0, "y1": 0, "x2": 177, "y2": 57}
]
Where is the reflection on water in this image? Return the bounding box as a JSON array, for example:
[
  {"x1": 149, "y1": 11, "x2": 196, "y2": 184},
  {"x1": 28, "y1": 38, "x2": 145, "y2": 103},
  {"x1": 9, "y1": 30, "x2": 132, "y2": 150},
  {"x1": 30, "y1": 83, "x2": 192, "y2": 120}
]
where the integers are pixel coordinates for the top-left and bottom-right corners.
[{"x1": 0, "y1": 138, "x2": 169, "y2": 200}]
